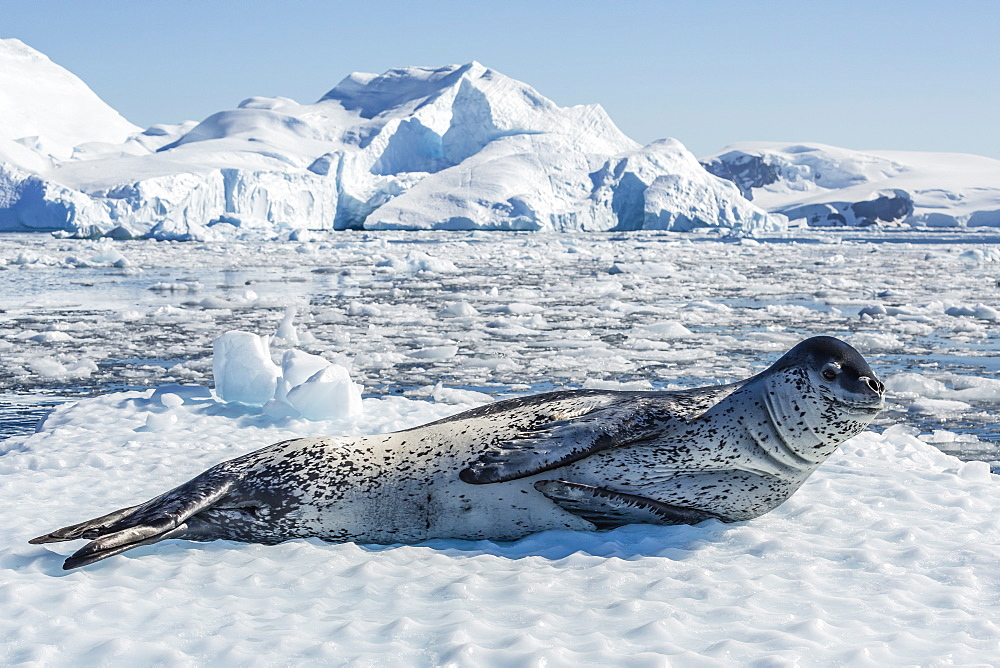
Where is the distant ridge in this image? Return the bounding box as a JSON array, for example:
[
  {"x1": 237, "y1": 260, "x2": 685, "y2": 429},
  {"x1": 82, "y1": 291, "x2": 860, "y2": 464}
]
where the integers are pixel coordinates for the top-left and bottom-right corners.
[{"x1": 6, "y1": 38, "x2": 998, "y2": 238}]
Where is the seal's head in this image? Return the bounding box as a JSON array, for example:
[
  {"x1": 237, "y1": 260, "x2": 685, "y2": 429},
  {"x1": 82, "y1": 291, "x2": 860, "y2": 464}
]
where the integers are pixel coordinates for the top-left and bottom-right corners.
[
  {"x1": 747, "y1": 336, "x2": 884, "y2": 465},
  {"x1": 773, "y1": 335, "x2": 885, "y2": 415}
]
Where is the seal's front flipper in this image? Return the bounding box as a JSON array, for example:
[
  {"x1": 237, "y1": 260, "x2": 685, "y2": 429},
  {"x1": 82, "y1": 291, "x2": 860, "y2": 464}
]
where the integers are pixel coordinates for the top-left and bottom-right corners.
[
  {"x1": 460, "y1": 403, "x2": 663, "y2": 484},
  {"x1": 30, "y1": 471, "x2": 238, "y2": 569},
  {"x1": 533, "y1": 480, "x2": 723, "y2": 530}
]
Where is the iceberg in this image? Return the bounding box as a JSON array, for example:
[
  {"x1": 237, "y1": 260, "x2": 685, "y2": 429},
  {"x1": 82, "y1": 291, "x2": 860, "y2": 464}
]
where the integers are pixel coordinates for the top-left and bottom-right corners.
[
  {"x1": 702, "y1": 141, "x2": 1000, "y2": 227},
  {"x1": 0, "y1": 41, "x2": 782, "y2": 237}
]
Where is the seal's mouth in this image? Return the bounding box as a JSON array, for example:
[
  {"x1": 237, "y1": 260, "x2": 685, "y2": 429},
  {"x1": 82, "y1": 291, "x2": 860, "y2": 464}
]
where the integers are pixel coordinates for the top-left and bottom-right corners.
[
  {"x1": 842, "y1": 401, "x2": 884, "y2": 415},
  {"x1": 822, "y1": 391, "x2": 884, "y2": 413}
]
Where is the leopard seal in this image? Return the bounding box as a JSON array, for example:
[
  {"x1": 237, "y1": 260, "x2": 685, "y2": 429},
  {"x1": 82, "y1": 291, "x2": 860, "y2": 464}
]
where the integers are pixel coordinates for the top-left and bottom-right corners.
[{"x1": 32, "y1": 336, "x2": 884, "y2": 569}]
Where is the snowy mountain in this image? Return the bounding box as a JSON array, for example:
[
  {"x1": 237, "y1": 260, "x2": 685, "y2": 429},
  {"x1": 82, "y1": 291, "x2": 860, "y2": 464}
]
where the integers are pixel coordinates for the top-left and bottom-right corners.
[
  {"x1": 0, "y1": 41, "x2": 781, "y2": 238},
  {"x1": 0, "y1": 38, "x2": 138, "y2": 166},
  {"x1": 702, "y1": 142, "x2": 1000, "y2": 227}
]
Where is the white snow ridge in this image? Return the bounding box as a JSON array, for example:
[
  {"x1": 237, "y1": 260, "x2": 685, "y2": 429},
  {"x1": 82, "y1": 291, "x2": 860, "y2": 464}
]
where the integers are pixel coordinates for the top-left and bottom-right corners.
[{"x1": 0, "y1": 42, "x2": 781, "y2": 237}]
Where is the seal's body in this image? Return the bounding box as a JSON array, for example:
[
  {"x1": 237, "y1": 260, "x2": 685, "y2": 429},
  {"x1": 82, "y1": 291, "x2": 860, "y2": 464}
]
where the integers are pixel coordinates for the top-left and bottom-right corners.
[{"x1": 32, "y1": 336, "x2": 884, "y2": 569}]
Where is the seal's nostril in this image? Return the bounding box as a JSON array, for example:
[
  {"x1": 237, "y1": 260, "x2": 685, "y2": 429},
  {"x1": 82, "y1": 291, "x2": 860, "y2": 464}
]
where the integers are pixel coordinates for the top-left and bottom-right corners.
[{"x1": 866, "y1": 378, "x2": 884, "y2": 394}]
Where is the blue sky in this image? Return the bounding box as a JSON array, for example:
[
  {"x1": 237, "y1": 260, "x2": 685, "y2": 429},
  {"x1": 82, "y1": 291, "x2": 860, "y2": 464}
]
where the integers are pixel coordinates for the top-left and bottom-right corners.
[{"x1": 4, "y1": 0, "x2": 998, "y2": 158}]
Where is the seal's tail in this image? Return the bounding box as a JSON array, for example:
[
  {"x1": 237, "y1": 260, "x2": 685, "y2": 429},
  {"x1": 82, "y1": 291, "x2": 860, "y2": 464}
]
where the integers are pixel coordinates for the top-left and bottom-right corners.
[{"x1": 29, "y1": 472, "x2": 237, "y2": 570}]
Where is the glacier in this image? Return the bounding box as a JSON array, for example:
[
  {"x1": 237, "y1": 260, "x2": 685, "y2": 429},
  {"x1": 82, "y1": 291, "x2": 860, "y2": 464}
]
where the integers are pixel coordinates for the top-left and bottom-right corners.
[
  {"x1": 702, "y1": 141, "x2": 1000, "y2": 228},
  {"x1": 0, "y1": 41, "x2": 781, "y2": 238}
]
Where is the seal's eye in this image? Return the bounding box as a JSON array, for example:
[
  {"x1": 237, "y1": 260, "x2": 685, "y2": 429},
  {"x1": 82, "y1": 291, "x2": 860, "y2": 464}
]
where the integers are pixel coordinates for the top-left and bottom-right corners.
[{"x1": 821, "y1": 368, "x2": 838, "y2": 381}]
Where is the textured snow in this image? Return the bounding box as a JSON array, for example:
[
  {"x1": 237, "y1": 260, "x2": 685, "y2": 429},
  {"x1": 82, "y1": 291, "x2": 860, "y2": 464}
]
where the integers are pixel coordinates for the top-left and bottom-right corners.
[
  {"x1": 0, "y1": 45, "x2": 781, "y2": 237},
  {"x1": 3, "y1": 384, "x2": 1000, "y2": 665},
  {"x1": 702, "y1": 141, "x2": 1000, "y2": 227}
]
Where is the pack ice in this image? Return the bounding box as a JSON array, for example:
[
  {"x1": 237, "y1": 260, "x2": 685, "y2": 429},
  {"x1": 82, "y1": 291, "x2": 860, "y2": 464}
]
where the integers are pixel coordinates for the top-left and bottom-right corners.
[{"x1": 0, "y1": 39, "x2": 779, "y2": 238}]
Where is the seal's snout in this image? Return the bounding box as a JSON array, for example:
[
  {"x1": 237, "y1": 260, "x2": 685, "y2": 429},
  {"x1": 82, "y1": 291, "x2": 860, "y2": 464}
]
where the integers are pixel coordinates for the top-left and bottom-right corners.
[{"x1": 860, "y1": 376, "x2": 884, "y2": 396}]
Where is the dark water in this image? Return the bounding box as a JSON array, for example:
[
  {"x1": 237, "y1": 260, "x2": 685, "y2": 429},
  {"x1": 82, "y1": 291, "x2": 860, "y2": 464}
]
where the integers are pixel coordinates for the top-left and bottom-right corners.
[{"x1": 0, "y1": 394, "x2": 67, "y2": 439}]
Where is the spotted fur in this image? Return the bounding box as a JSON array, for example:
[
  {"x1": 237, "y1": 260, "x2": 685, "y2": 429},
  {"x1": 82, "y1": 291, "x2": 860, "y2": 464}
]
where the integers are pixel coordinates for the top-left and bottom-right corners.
[{"x1": 32, "y1": 336, "x2": 884, "y2": 569}]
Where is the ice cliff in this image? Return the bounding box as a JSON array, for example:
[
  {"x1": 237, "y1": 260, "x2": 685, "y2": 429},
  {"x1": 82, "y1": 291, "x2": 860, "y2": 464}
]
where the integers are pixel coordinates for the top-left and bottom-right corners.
[
  {"x1": 702, "y1": 142, "x2": 1000, "y2": 227},
  {"x1": 0, "y1": 41, "x2": 781, "y2": 238}
]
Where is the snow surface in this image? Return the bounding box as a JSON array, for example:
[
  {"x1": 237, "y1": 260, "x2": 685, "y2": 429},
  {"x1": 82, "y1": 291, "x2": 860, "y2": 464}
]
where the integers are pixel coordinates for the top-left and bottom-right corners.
[
  {"x1": 1, "y1": 228, "x2": 1000, "y2": 664},
  {"x1": 702, "y1": 142, "x2": 1000, "y2": 228},
  {"x1": 3, "y1": 365, "x2": 1000, "y2": 664},
  {"x1": 0, "y1": 44, "x2": 780, "y2": 237}
]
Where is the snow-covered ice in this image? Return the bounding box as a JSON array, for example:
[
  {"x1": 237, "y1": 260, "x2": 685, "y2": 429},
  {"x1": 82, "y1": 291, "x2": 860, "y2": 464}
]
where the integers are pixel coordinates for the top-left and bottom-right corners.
[
  {"x1": 703, "y1": 141, "x2": 1000, "y2": 228},
  {"x1": 1, "y1": 227, "x2": 999, "y2": 664},
  {"x1": 0, "y1": 42, "x2": 782, "y2": 238},
  {"x1": 3, "y1": 376, "x2": 999, "y2": 664}
]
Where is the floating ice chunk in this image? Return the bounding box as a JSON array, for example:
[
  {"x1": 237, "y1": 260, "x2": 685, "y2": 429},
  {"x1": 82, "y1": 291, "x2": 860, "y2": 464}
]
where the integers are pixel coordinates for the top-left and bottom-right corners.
[
  {"x1": 857, "y1": 303, "x2": 934, "y2": 322},
  {"x1": 347, "y1": 302, "x2": 382, "y2": 317},
  {"x1": 280, "y1": 349, "x2": 332, "y2": 388},
  {"x1": 108, "y1": 309, "x2": 143, "y2": 321},
  {"x1": 631, "y1": 321, "x2": 694, "y2": 339},
  {"x1": 28, "y1": 357, "x2": 97, "y2": 379},
  {"x1": 497, "y1": 303, "x2": 543, "y2": 315},
  {"x1": 438, "y1": 302, "x2": 479, "y2": 318},
  {"x1": 607, "y1": 262, "x2": 676, "y2": 277},
  {"x1": 148, "y1": 281, "x2": 202, "y2": 292},
  {"x1": 408, "y1": 345, "x2": 459, "y2": 361},
  {"x1": 908, "y1": 398, "x2": 972, "y2": 414},
  {"x1": 944, "y1": 374, "x2": 1000, "y2": 402},
  {"x1": 198, "y1": 296, "x2": 235, "y2": 309},
  {"x1": 11, "y1": 250, "x2": 57, "y2": 266},
  {"x1": 288, "y1": 229, "x2": 317, "y2": 242},
  {"x1": 582, "y1": 378, "x2": 655, "y2": 391},
  {"x1": 849, "y1": 332, "x2": 905, "y2": 352},
  {"x1": 89, "y1": 246, "x2": 128, "y2": 266},
  {"x1": 858, "y1": 304, "x2": 888, "y2": 318},
  {"x1": 28, "y1": 331, "x2": 73, "y2": 343},
  {"x1": 102, "y1": 224, "x2": 138, "y2": 240},
  {"x1": 958, "y1": 249, "x2": 987, "y2": 263},
  {"x1": 885, "y1": 373, "x2": 949, "y2": 397},
  {"x1": 887, "y1": 372, "x2": 1000, "y2": 403},
  {"x1": 922, "y1": 429, "x2": 968, "y2": 445},
  {"x1": 212, "y1": 331, "x2": 281, "y2": 406},
  {"x1": 765, "y1": 304, "x2": 814, "y2": 317},
  {"x1": 376, "y1": 251, "x2": 458, "y2": 274},
  {"x1": 431, "y1": 383, "x2": 493, "y2": 405},
  {"x1": 944, "y1": 303, "x2": 1000, "y2": 320},
  {"x1": 274, "y1": 306, "x2": 300, "y2": 345},
  {"x1": 199, "y1": 289, "x2": 262, "y2": 310},
  {"x1": 261, "y1": 398, "x2": 300, "y2": 420},
  {"x1": 284, "y1": 364, "x2": 363, "y2": 420}
]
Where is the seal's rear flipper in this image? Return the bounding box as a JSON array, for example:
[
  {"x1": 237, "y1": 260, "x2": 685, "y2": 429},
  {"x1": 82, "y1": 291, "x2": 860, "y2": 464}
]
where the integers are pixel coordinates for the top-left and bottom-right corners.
[
  {"x1": 30, "y1": 471, "x2": 238, "y2": 569},
  {"x1": 533, "y1": 480, "x2": 723, "y2": 530},
  {"x1": 61, "y1": 524, "x2": 193, "y2": 570},
  {"x1": 28, "y1": 504, "x2": 142, "y2": 544}
]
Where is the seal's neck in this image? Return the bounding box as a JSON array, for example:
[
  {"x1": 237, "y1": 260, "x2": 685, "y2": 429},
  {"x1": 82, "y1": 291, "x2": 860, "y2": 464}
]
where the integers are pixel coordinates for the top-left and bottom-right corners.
[{"x1": 738, "y1": 368, "x2": 868, "y2": 475}]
